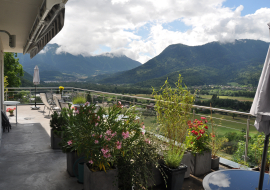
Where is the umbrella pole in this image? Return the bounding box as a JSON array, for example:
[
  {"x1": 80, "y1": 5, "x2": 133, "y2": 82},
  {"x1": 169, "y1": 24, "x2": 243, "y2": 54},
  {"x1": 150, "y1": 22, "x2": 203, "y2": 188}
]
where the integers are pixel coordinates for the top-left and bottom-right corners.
[
  {"x1": 258, "y1": 134, "x2": 270, "y2": 190},
  {"x1": 35, "y1": 85, "x2": 37, "y2": 108}
]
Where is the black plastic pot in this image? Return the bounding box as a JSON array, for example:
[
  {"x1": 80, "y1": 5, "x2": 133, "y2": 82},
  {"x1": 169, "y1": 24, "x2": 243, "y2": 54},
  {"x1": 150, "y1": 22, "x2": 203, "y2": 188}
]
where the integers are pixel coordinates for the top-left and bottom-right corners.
[
  {"x1": 211, "y1": 156, "x2": 220, "y2": 170},
  {"x1": 160, "y1": 163, "x2": 187, "y2": 190}
]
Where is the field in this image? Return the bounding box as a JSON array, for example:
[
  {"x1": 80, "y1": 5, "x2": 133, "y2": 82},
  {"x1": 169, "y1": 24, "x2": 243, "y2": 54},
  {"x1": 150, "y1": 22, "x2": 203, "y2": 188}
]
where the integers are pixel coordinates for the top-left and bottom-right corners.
[
  {"x1": 199, "y1": 95, "x2": 253, "y2": 102},
  {"x1": 142, "y1": 112, "x2": 257, "y2": 137}
]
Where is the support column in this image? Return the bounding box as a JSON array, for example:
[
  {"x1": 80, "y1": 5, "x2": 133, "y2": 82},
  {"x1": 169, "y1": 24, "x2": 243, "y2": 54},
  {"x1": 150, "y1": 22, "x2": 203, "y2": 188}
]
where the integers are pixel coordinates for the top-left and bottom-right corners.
[{"x1": 0, "y1": 37, "x2": 4, "y2": 147}]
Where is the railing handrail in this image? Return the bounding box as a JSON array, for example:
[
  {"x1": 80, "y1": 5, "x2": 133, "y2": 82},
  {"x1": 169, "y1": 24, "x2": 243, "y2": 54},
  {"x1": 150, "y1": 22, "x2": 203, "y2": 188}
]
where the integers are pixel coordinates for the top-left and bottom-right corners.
[{"x1": 6, "y1": 87, "x2": 253, "y2": 116}]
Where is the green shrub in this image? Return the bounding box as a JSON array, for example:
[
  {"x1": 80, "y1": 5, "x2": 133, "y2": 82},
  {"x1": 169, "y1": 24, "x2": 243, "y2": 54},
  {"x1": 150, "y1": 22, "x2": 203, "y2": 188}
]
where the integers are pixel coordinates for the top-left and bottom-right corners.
[{"x1": 72, "y1": 96, "x2": 86, "y2": 104}]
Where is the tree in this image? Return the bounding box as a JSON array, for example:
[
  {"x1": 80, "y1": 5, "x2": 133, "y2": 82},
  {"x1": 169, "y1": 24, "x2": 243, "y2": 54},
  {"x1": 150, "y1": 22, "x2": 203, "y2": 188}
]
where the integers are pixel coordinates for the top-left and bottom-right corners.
[{"x1": 4, "y1": 53, "x2": 24, "y2": 87}]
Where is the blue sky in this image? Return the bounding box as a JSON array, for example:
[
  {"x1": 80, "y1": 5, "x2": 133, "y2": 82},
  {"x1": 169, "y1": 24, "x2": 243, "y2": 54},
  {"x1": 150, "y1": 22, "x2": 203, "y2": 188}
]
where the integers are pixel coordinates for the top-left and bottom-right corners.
[{"x1": 52, "y1": 0, "x2": 270, "y2": 63}]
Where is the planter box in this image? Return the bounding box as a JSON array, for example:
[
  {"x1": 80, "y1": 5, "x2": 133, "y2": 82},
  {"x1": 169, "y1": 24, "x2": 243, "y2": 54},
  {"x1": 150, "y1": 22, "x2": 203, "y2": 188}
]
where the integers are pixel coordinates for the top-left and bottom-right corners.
[
  {"x1": 211, "y1": 156, "x2": 220, "y2": 170},
  {"x1": 66, "y1": 151, "x2": 82, "y2": 177},
  {"x1": 84, "y1": 163, "x2": 118, "y2": 190},
  {"x1": 190, "y1": 151, "x2": 211, "y2": 176},
  {"x1": 147, "y1": 163, "x2": 163, "y2": 188},
  {"x1": 160, "y1": 163, "x2": 187, "y2": 190},
  {"x1": 181, "y1": 152, "x2": 191, "y2": 178},
  {"x1": 50, "y1": 129, "x2": 62, "y2": 149}
]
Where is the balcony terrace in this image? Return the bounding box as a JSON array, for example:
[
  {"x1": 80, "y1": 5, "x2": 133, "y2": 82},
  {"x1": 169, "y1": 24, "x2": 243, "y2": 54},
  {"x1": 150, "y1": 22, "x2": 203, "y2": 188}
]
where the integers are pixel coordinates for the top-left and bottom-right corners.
[{"x1": 0, "y1": 87, "x2": 258, "y2": 189}]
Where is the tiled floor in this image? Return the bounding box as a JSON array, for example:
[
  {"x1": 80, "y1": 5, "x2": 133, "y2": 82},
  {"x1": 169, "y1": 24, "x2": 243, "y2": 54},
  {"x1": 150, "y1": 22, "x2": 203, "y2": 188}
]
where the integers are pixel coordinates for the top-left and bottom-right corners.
[{"x1": 0, "y1": 105, "x2": 221, "y2": 190}]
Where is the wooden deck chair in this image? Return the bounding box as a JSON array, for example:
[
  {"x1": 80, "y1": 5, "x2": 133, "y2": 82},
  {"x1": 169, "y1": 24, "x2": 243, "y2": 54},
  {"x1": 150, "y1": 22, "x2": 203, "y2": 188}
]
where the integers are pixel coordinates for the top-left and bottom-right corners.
[{"x1": 40, "y1": 93, "x2": 60, "y2": 115}]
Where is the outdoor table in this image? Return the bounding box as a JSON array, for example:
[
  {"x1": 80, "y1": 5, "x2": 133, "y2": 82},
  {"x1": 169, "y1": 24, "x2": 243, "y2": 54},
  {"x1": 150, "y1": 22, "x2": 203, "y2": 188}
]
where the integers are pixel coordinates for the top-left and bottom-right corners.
[
  {"x1": 3, "y1": 101, "x2": 20, "y2": 123},
  {"x1": 62, "y1": 95, "x2": 70, "y2": 102},
  {"x1": 203, "y1": 169, "x2": 270, "y2": 190}
]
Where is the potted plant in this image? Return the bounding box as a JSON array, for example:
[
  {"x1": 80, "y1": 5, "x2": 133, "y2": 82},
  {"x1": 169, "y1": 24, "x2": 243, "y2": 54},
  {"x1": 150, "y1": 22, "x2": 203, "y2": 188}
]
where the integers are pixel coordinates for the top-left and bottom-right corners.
[
  {"x1": 67, "y1": 102, "x2": 159, "y2": 189},
  {"x1": 50, "y1": 109, "x2": 69, "y2": 149},
  {"x1": 153, "y1": 75, "x2": 194, "y2": 189},
  {"x1": 72, "y1": 95, "x2": 86, "y2": 109},
  {"x1": 186, "y1": 117, "x2": 212, "y2": 176},
  {"x1": 59, "y1": 86, "x2": 64, "y2": 95},
  {"x1": 6, "y1": 107, "x2": 16, "y2": 116}
]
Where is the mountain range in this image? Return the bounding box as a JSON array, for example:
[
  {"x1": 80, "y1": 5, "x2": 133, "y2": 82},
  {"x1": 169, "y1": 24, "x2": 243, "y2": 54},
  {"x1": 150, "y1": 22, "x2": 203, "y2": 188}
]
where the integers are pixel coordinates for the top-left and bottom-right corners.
[
  {"x1": 97, "y1": 39, "x2": 268, "y2": 87},
  {"x1": 18, "y1": 40, "x2": 269, "y2": 88},
  {"x1": 17, "y1": 44, "x2": 141, "y2": 81}
]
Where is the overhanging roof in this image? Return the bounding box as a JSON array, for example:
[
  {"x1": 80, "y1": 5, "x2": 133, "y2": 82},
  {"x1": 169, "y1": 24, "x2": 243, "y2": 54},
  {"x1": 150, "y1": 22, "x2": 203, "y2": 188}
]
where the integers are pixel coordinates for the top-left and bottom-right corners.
[{"x1": 0, "y1": 0, "x2": 68, "y2": 58}]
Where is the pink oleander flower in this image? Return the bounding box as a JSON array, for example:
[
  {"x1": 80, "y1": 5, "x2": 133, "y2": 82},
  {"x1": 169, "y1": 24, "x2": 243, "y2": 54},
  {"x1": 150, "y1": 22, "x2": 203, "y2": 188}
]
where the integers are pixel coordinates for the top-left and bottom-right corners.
[
  {"x1": 145, "y1": 139, "x2": 151, "y2": 144},
  {"x1": 99, "y1": 134, "x2": 102, "y2": 138},
  {"x1": 142, "y1": 125, "x2": 145, "y2": 129},
  {"x1": 85, "y1": 102, "x2": 90, "y2": 106},
  {"x1": 142, "y1": 132, "x2": 145, "y2": 135},
  {"x1": 103, "y1": 153, "x2": 111, "y2": 158},
  {"x1": 116, "y1": 141, "x2": 122, "y2": 149},
  {"x1": 97, "y1": 116, "x2": 100, "y2": 120},
  {"x1": 122, "y1": 131, "x2": 129, "y2": 139},
  {"x1": 121, "y1": 105, "x2": 123, "y2": 108},
  {"x1": 94, "y1": 140, "x2": 99, "y2": 144},
  {"x1": 92, "y1": 134, "x2": 95, "y2": 137},
  {"x1": 95, "y1": 123, "x2": 98, "y2": 127},
  {"x1": 118, "y1": 101, "x2": 121, "y2": 105},
  {"x1": 105, "y1": 135, "x2": 111, "y2": 141},
  {"x1": 111, "y1": 132, "x2": 117, "y2": 137},
  {"x1": 75, "y1": 110, "x2": 79, "y2": 114},
  {"x1": 101, "y1": 148, "x2": 109, "y2": 154},
  {"x1": 106, "y1": 130, "x2": 112, "y2": 135},
  {"x1": 89, "y1": 160, "x2": 93, "y2": 164},
  {"x1": 67, "y1": 140, "x2": 72, "y2": 145}
]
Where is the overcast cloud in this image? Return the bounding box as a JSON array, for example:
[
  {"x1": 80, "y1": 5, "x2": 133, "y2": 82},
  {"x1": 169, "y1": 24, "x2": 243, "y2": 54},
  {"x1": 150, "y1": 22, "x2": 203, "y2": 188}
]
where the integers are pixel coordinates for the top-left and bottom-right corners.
[{"x1": 50, "y1": 0, "x2": 270, "y2": 63}]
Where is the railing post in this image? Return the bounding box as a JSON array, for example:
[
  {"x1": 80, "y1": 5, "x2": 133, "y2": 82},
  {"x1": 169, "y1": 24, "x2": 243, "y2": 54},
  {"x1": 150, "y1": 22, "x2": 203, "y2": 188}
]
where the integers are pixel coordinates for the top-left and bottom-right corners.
[
  {"x1": 244, "y1": 116, "x2": 250, "y2": 162},
  {"x1": 5, "y1": 90, "x2": 7, "y2": 101},
  {"x1": 193, "y1": 109, "x2": 195, "y2": 120}
]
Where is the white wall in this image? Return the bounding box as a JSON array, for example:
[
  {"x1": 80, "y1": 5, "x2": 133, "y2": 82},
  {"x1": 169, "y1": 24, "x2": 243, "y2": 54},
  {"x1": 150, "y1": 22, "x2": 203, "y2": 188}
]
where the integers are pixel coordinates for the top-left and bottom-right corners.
[{"x1": 0, "y1": 36, "x2": 3, "y2": 147}]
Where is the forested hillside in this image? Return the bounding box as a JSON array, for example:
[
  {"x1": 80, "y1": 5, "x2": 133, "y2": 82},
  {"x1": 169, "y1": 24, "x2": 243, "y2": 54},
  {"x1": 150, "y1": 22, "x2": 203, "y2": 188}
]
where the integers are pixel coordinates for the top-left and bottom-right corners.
[{"x1": 99, "y1": 40, "x2": 268, "y2": 87}]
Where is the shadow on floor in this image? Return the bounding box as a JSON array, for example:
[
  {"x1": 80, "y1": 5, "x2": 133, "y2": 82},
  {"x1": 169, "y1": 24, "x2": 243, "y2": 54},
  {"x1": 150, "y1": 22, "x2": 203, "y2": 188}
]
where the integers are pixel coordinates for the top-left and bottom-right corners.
[{"x1": 0, "y1": 123, "x2": 83, "y2": 190}]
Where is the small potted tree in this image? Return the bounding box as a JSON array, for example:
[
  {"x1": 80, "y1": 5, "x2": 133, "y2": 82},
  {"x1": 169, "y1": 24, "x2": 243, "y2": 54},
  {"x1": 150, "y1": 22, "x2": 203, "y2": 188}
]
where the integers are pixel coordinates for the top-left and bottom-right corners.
[
  {"x1": 50, "y1": 109, "x2": 69, "y2": 149},
  {"x1": 153, "y1": 75, "x2": 194, "y2": 189}
]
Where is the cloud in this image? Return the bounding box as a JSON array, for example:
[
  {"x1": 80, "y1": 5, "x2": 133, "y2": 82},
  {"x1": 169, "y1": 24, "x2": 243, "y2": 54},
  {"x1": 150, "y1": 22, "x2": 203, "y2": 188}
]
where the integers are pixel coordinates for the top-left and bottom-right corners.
[{"x1": 50, "y1": 0, "x2": 270, "y2": 63}]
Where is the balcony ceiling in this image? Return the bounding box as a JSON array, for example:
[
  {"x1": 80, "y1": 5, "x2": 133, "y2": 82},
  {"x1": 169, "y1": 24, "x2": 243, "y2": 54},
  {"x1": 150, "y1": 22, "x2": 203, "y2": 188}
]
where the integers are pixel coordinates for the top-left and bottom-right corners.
[{"x1": 0, "y1": 0, "x2": 43, "y2": 53}]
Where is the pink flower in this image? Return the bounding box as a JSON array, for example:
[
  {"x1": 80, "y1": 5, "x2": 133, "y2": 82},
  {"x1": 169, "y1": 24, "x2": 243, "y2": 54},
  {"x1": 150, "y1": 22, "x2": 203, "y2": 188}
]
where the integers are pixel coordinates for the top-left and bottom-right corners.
[
  {"x1": 95, "y1": 123, "x2": 98, "y2": 127},
  {"x1": 201, "y1": 117, "x2": 206, "y2": 120},
  {"x1": 99, "y1": 134, "x2": 102, "y2": 138},
  {"x1": 145, "y1": 139, "x2": 150, "y2": 144},
  {"x1": 85, "y1": 102, "x2": 90, "y2": 106},
  {"x1": 122, "y1": 131, "x2": 129, "y2": 139},
  {"x1": 121, "y1": 105, "x2": 123, "y2": 108},
  {"x1": 111, "y1": 132, "x2": 117, "y2": 137},
  {"x1": 101, "y1": 148, "x2": 109, "y2": 154},
  {"x1": 106, "y1": 130, "x2": 112, "y2": 135},
  {"x1": 118, "y1": 101, "x2": 121, "y2": 105},
  {"x1": 105, "y1": 136, "x2": 111, "y2": 141},
  {"x1": 116, "y1": 141, "x2": 122, "y2": 149},
  {"x1": 92, "y1": 134, "x2": 95, "y2": 137},
  {"x1": 75, "y1": 110, "x2": 79, "y2": 114},
  {"x1": 97, "y1": 116, "x2": 100, "y2": 120},
  {"x1": 89, "y1": 160, "x2": 93, "y2": 164},
  {"x1": 94, "y1": 140, "x2": 99, "y2": 144},
  {"x1": 142, "y1": 132, "x2": 145, "y2": 135},
  {"x1": 142, "y1": 125, "x2": 145, "y2": 129},
  {"x1": 67, "y1": 140, "x2": 72, "y2": 146}
]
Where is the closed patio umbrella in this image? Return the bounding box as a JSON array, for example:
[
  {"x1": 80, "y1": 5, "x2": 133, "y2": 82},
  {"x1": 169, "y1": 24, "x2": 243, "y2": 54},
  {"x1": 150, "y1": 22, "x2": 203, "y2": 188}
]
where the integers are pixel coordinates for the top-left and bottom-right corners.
[
  {"x1": 31, "y1": 65, "x2": 40, "y2": 110},
  {"x1": 250, "y1": 26, "x2": 270, "y2": 189}
]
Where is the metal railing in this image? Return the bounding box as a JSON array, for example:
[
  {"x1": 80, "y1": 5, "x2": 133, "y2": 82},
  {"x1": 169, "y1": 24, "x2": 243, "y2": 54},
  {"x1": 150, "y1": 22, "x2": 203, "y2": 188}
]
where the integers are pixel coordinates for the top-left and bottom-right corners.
[{"x1": 6, "y1": 87, "x2": 255, "y2": 163}]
